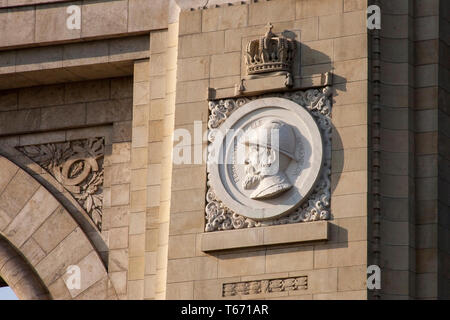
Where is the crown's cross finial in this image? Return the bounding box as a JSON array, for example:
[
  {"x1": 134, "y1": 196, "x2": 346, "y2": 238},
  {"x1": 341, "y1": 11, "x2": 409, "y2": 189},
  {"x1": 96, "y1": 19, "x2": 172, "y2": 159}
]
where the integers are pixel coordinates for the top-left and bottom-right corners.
[{"x1": 266, "y1": 22, "x2": 273, "y2": 33}]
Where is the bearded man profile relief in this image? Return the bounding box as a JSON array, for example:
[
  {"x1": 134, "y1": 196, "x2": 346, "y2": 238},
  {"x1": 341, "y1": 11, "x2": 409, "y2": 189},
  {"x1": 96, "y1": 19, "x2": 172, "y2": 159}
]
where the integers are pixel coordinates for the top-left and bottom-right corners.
[{"x1": 241, "y1": 119, "x2": 298, "y2": 200}]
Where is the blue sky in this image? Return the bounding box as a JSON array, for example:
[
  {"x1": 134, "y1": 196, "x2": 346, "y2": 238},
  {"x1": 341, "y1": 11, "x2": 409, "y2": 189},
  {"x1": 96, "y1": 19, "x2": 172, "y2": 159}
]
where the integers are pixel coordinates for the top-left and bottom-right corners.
[{"x1": 0, "y1": 287, "x2": 18, "y2": 300}]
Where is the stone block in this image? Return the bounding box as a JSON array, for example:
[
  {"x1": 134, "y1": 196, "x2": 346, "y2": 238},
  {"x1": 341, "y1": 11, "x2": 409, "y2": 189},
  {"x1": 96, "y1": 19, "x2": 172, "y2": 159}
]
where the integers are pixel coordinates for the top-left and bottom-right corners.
[
  {"x1": 109, "y1": 271, "x2": 127, "y2": 295},
  {"x1": 314, "y1": 289, "x2": 366, "y2": 300},
  {"x1": 150, "y1": 30, "x2": 167, "y2": 54},
  {"x1": 128, "y1": 0, "x2": 168, "y2": 32},
  {"x1": 0, "y1": 109, "x2": 41, "y2": 135},
  {"x1": 48, "y1": 278, "x2": 71, "y2": 300},
  {"x1": 332, "y1": 125, "x2": 368, "y2": 150},
  {"x1": 109, "y1": 249, "x2": 128, "y2": 272},
  {"x1": 19, "y1": 238, "x2": 46, "y2": 267},
  {"x1": 129, "y1": 233, "x2": 145, "y2": 257},
  {"x1": 331, "y1": 170, "x2": 367, "y2": 196},
  {"x1": 4, "y1": 188, "x2": 59, "y2": 248},
  {"x1": 210, "y1": 52, "x2": 241, "y2": 78},
  {"x1": 337, "y1": 217, "x2": 367, "y2": 242},
  {"x1": 415, "y1": 39, "x2": 439, "y2": 65},
  {"x1": 293, "y1": 17, "x2": 318, "y2": 42},
  {"x1": 179, "y1": 9, "x2": 202, "y2": 35},
  {"x1": 248, "y1": 0, "x2": 295, "y2": 25},
  {"x1": 332, "y1": 148, "x2": 367, "y2": 173},
  {"x1": 111, "y1": 77, "x2": 133, "y2": 99},
  {"x1": 170, "y1": 188, "x2": 205, "y2": 213},
  {"x1": 0, "y1": 90, "x2": 17, "y2": 112},
  {"x1": 415, "y1": 64, "x2": 439, "y2": 88},
  {"x1": 380, "y1": 174, "x2": 410, "y2": 198},
  {"x1": 35, "y1": 1, "x2": 81, "y2": 43},
  {"x1": 174, "y1": 102, "x2": 209, "y2": 126},
  {"x1": 108, "y1": 206, "x2": 129, "y2": 228},
  {"x1": 333, "y1": 81, "x2": 367, "y2": 106},
  {"x1": 35, "y1": 227, "x2": 91, "y2": 286},
  {"x1": 296, "y1": 0, "x2": 343, "y2": 18},
  {"x1": 177, "y1": 56, "x2": 210, "y2": 82},
  {"x1": 133, "y1": 81, "x2": 150, "y2": 106},
  {"x1": 266, "y1": 246, "x2": 313, "y2": 273},
  {"x1": 334, "y1": 34, "x2": 367, "y2": 61},
  {"x1": 0, "y1": 50, "x2": 15, "y2": 75},
  {"x1": 0, "y1": 157, "x2": 18, "y2": 194},
  {"x1": 168, "y1": 234, "x2": 196, "y2": 259},
  {"x1": 166, "y1": 281, "x2": 194, "y2": 299},
  {"x1": 109, "y1": 227, "x2": 129, "y2": 249},
  {"x1": 319, "y1": 11, "x2": 366, "y2": 40},
  {"x1": 167, "y1": 256, "x2": 218, "y2": 282},
  {"x1": 127, "y1": 279, "x2": 144, "y2": 299},
  {"x1": 415, "y1": 109, "x2": 438, "y2": 133},
  {"x1": 344, "y1": 0, "x2": 366, "y2": 12},
  {"x1": 301, "y1": 39, "x2": 333, "y2": 66},
  {"x1": 40, "y1": 103, "x2": 86, "y2": 131},
  {"x1": 331, "y1": 193, "x2": 367, "y2": 219},
  {"x1": 129, "y1": 211, "x2": 146, "y2": 235},
  {"x1": 416, "y1": 248, "x2": 438, "y2": 273},
  {"x1": 334, "y1": 59, "x2": 367, "y2": 84},
  {"x1": 113, "y1": 121, "x2": 132, "y2": 143},
  {"x1": 202, "y1": 4, "x2": 248, "y2": 32},
  {"x1": 62, "y1": 41, "x2": 109, "y2": 68},
  {"x1": 131, "y1": 147, "x2": 148, "y2": 169},
  {"x1": 332, "y1": 103, "x2": 367, "y2": 128},
  {"x1": 314, "y1": 241, "x2": 366, "y2": 268},
  {"x1": 111, "y1": 184, "x2": 130, "y2": 206},
  {"x1": 144, "y1": 251, "x2": 157, "y2": 275},
  {"x1": 414, "y1": 0, "x2": 439, "y2": 17},
  {"x1": 65, "y1": 80, "x2": 110, "y2": 103},
  {"x1": 0, "y1": 7, "x2": 35, "y2": 47},
  {"x1": 0, "y1": 169, "x2": 40, "y2": 219},
  {"x1": 414, "y1": 16, "x2": 439, "y2": 41},
  {"x1": 179, "y1": 31, "x2": 224, "y2": 58},
  {"x1": 171, "y1": 166, "x2": 206, "y2": 191},
  {"x1": 81, "y1": 0, "x2": 128, "y2": 38},
  {"x1": 175, "y1": 79, "x2": 209, "y2": 104},
  {"x1": 169, "y1": 211, "x2": 205, "y2": 235},
  {"x1": 128, "y1": 256, "x2": 145, "y2": 281},
  {"x1": 33, "y1": 206, "x2": 77, "y2": 254},
  {"x1": 63, "y1": 251, "x2": 106, "y2": 298},
  {"x1": 218, "y1": 250, "x2": 265, "y2": 278}
]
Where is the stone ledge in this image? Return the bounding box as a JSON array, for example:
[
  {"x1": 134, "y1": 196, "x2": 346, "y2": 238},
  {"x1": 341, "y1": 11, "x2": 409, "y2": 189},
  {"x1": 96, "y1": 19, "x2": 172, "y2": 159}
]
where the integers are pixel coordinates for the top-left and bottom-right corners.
[
  {"x1": 201, "y1": 220, "x2": 329, "y2": 252},
  {"x1": 207, "y1": 72, "x2": 333, "y2": 100}
]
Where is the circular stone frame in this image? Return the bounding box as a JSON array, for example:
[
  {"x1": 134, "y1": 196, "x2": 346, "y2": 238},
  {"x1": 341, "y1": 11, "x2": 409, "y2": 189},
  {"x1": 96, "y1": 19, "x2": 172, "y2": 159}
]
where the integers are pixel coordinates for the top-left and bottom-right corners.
[{"x1": 208, "y1": 97, "x2": 324, "y2": 221}]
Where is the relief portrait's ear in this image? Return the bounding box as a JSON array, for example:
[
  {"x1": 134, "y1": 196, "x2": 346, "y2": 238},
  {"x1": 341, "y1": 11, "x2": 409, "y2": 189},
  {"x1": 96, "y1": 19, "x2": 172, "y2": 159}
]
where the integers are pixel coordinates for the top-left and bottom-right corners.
[{"x1": 263, "y1": 148, "x2": 279, "y2": 176}]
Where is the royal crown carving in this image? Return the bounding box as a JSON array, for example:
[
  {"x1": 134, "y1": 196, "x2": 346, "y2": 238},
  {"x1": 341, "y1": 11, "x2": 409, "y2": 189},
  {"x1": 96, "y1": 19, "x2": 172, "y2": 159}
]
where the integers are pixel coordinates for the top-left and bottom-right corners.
[{"x1": 245, "y1": 23, "x2": 296, "y2": 80}]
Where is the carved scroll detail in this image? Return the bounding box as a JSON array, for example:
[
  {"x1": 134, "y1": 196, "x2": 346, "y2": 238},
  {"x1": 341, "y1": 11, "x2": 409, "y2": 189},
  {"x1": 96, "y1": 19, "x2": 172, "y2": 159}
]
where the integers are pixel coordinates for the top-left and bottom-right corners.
[
  {"x1": 223, "y1": 276, "x2": 308, "y2": 297},
  {"x1": 18, "y1": 138, "x2": 104, "y2": 230}
]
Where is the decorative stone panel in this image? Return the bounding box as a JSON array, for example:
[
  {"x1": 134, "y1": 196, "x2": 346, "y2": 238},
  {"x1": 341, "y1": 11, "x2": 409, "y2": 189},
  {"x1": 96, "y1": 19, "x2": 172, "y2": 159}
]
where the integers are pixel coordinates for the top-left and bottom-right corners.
[
  {"x1": 222, "y1": 276, "x2": 308, "y2": 297},
  {"x1": 17, "y1": 137, "x2": 105, "y2": 230},
  {"x1": 205, "y1": 87, "x2": 332, "y2": 232}
]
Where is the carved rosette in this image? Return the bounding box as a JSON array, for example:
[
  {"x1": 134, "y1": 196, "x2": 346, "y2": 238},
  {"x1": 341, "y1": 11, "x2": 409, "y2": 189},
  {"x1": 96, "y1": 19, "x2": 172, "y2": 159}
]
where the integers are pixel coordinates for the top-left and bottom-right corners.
[
  {"x1": 18, "y1": 138, "x2": 105, "y2": 230},
  {"x1": 205, "y1": 87, "x2": 332, "y2": 232}
]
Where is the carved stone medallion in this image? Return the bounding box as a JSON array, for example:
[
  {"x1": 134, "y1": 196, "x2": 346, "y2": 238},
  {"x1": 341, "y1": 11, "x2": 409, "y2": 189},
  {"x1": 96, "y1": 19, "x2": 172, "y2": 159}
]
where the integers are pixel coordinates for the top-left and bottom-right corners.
[
  {"x1": 207, "y1": 97, "x2": 323, "y2": 221},
  {"x1": 206, "y1": 87, "x2": 332, "y2": 232}
]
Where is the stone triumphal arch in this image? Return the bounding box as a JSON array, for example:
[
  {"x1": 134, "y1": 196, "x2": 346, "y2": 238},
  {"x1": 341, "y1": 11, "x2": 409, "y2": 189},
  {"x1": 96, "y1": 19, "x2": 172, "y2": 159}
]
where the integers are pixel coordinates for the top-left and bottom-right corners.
[{"x1": 0, "y1": 0, "x2": 448, "y2": 300}]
